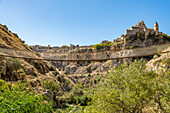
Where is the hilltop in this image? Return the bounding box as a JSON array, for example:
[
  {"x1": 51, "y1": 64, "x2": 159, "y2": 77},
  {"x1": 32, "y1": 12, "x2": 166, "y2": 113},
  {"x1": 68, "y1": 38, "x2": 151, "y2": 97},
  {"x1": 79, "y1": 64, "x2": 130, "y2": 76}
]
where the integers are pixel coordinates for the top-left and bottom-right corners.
[
  {"x1": 0, "y1": 23, "x2": 54, "y2": 78},
  {"x1": 0, "y1": 24, "x2": 31, "y2": 50}
]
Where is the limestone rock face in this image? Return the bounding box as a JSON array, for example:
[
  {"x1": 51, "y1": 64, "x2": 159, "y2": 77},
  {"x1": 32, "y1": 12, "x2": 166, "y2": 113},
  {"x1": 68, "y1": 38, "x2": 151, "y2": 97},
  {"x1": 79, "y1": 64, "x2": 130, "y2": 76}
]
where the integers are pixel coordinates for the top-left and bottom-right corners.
[
  {"x1": 65, "y1": 64, "x2": 77, "y2": 74},
  {"x1": 146, "y1": 47, "x2": 170, "y2": 73},
  {"x1": 75, "y1": 66, "x2": 89, "y2": 74},
  {"x1": 124, "y1": 32, "x2": 169, "y2": 49}
]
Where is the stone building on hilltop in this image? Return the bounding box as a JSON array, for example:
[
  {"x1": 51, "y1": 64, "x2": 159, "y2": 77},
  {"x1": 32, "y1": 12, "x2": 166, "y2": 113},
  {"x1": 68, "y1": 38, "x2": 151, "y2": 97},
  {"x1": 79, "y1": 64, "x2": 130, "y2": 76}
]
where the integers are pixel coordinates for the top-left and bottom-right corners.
[
  {"x1": 112, "y1": 21, "x2": 169, "y2": 50},
  {"x1": 125, "y1": 20, "x2": 159, "y2": 39},
  {"x1": 154, "y1": 22, "x2": 159, "y2": 34}
]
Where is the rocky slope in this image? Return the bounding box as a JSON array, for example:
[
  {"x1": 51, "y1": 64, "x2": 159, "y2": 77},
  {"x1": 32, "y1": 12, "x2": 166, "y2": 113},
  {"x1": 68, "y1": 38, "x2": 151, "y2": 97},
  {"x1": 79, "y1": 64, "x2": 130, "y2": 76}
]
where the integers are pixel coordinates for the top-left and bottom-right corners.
[
  {"x1": 146, "y1": 46, "x2": 170, "y2": 72},
  {"x1": 0, "y1": 24, "x2": 76, "y2": 108},
  {"x1": 0, "y1": 24, "x2": 54, "y2": 79},
  {"x1": 0, "y1": 24, "x2": 31, "y2": 50}
]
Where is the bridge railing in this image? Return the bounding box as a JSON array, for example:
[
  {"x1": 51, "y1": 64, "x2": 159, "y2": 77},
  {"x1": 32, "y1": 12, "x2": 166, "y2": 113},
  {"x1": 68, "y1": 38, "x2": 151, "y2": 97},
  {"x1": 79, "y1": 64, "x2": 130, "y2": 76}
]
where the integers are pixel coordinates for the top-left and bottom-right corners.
[{"x1": 0, "y1": 43, "x2": 169, "y2": 61}]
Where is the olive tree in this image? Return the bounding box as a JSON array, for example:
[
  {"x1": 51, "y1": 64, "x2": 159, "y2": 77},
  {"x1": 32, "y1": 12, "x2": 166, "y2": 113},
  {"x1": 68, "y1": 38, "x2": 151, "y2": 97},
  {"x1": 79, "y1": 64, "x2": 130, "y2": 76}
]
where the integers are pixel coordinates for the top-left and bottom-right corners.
[{"x1": 90, "y1": 60, "x2": 169, "y2": 113}]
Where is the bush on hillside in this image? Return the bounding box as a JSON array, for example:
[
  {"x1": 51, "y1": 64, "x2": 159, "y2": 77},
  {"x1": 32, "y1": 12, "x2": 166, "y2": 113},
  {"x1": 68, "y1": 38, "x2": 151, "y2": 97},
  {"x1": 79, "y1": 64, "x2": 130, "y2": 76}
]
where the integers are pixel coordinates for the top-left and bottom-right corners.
[
  {"x1": 93, "y1": 43, "x2": 112, "y2": 50},
  {"x1": 129, "y1": 46, "x2": 134, "y2": 49},
  {"x1": 90, "y1": 60, "x2": 170, "y2": 113},
  {"x1": 0, "y1": 79, "x2": 6, "y2": 86},
  {"x1": 0, "y1": 80, "x2": 53, "y2": 112},
  {"x1": 42, "y1": 79, "x2": 60, "y2": 93},
  {"x1": 6, "y1": 58, "x2": 21, "y2": 72},
  {"x1": 137, "y1": 32, "x2": 143, "y2": 38},
  {"x1": 67, "y1": 86, "x2": 91, "y2": 106},
  {"x1": 4, "y1": 58, "x2": 22, "y2": 81}
]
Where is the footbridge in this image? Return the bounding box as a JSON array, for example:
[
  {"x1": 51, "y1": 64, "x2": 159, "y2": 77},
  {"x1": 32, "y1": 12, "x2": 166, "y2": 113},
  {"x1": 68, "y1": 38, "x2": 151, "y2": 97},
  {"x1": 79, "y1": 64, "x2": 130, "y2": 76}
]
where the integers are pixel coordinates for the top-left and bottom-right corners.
[{"x1": 0, "y1": 43, "x2": 169, "y2": 61}]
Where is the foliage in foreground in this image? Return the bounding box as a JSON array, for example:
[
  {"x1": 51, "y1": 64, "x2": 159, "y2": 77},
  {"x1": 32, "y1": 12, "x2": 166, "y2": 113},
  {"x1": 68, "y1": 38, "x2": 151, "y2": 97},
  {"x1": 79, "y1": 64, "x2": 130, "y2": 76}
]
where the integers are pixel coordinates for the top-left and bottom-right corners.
[
  {"x1": 88, "y1": 60, "x2": 170, "y2": 113},
  {"x1": 0, "y1": 80, "x2": 53, "y2": 113}
]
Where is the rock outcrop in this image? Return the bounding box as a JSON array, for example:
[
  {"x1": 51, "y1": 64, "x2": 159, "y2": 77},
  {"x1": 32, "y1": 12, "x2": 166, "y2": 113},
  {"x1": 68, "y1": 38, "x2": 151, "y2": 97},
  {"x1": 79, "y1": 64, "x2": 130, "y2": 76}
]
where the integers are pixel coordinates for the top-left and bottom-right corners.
[{"x1": 0, "y1": 23, "x2": 58, "y2": 81}]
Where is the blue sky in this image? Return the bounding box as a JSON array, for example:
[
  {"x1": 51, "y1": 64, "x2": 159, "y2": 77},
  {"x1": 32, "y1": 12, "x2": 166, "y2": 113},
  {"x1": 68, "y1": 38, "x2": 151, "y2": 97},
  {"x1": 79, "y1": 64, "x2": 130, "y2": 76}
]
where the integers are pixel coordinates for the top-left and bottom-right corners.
[{"x1": 0, "y1": 0, "x2": 169, "y2": 46}]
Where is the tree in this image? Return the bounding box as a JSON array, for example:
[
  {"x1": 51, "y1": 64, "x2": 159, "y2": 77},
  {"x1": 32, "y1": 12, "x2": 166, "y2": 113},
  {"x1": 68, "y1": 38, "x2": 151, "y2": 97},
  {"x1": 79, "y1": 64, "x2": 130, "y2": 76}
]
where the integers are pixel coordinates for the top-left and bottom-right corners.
[
  {"x1": 90, "y1": 60, "x2": 169, "y2": 113},
  {"x1": 6, "y1": 58, "x2": 21, "y2": 72},
  {"x1": 5, "y1": 58, "x2": 21, "y2": 80}
]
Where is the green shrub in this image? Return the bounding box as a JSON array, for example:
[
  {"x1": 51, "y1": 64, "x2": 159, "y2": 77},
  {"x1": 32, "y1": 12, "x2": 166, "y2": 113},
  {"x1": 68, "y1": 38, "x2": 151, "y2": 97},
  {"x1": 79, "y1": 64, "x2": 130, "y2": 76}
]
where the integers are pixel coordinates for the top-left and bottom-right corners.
[
  {"x1": 93, "y1": 77, "x2": 101, "y2": 84},
  {"x1": 5, "y1": 58, "x2": 22, "y2": 80},
  {"x1": 72, "y1": 86, "x2": 83, "y2": 96},
  {"x1": 56, "y1": 75, "x2": 64, "y2": 83},
  {"x1": 137, "y1": 32, "x2": 142, "y2": 38},
  {"x1": 34, "y1": 61, "x2": 42, "y2": 70},
  {"x1": 18, "y1": 69, "x2": 26, "y2": 80},
  {"x1": 107, "y1": 62, "x2": 111, "y2": 67},
  {"x1": 90, "y1": 60, "x2": 170, "y2": 112},
  {"x1": 86, "y1": 67, "x2": 90, "y2": 71},
  {"x1": 73, "y1": 75, "x2": 77, "y2": 79},
  {"x1": 68, "y1": 86, "x2": 85, "y2": 104},
  {"x1": 75, "y1": 95, "x2": 90, "y2": 106},
  {"x1": 129, "y1": 46, "x2": 134, "y2": 49},
  {"x1": 92, "y1": 66, "x2": 97, "y2": 70},
  {"x1": 96, "y1": 77, "x2": 101, "y2": 83},
  {"x1": 68, "y1": 95, "x2": 91, "y2": 106},
  {"x1": 64, "y1": 71, "x2": 67, "y2": 74},
  {"x1": 93, "y1": 43, "x2": 113, "y2": 50},
  {"x1": 13, "y1": 80, "x2": 31, "y2": 91},
  {"x1": 0, "y1": 79, "x2": 6, "y2": 86},
  {"x1": 6, "y1": 58, "x2": 21, "y2": 72},
  {"x1": 42, "y1": 79, "x2": 60, "y2": 93},
  {"x1": 77, "y1": 84, "x2": 84, "y2": 88},
  {"x1": 0, "y1": 82, "x2": 53, "y2": 113}
]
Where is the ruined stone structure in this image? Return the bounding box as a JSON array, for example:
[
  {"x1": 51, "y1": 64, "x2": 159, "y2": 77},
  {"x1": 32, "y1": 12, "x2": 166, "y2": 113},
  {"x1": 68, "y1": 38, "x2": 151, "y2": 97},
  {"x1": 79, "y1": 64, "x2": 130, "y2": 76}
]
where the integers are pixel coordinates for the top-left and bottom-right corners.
[
  {"x1": 113, "y1": 21, "x2": 169, "y2": 49},
  {"x1": 125, "y1": 21, "x2": 159, "y2": 39},
  {"x1": 154, "y1": 22, "x2": 159, "y2": 34}
]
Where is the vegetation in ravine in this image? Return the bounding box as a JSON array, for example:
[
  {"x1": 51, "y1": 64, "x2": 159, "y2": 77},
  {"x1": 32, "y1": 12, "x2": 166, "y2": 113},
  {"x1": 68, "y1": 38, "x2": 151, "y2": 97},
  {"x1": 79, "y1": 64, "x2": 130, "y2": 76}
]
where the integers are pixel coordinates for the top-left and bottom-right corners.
[
  {"x1": 0, "y1": 80, "x2": 53, "y2": 113},
  {"x1": 86, "y1": 60, "x2": 170, "y2": 113},
  {"x1": 0, "y1": 59, "x2": 169, "y2": 112}
]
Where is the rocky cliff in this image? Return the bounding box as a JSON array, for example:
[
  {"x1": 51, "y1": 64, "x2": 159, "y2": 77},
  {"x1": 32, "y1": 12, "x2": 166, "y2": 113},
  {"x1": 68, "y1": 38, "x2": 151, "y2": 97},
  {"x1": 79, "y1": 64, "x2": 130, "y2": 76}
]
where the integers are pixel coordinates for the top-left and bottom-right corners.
[{"x1": 0, "y1": 23, "x2": 56, "y2": 80}]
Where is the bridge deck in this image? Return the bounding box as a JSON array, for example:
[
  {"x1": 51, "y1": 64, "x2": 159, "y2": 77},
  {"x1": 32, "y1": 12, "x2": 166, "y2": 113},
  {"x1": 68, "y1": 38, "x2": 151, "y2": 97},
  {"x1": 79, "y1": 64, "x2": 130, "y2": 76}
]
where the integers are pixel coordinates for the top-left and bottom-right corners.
[
  {"x1": 0, "y1": 43, "x2": 169, "y2": 61},
  {"x1": 0, "y1": 50, "x2": 169, "y2": 61}
]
